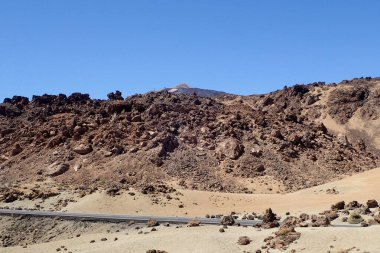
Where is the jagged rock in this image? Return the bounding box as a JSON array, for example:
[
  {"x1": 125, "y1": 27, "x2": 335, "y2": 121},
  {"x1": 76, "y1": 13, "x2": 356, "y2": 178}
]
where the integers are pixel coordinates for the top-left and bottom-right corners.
[
  {"x1": 10, "y1": 144, "x2": 23, "y2": 156},
  {"x1": 299, "y1": 213, "x2": 310, "y2": 221},
  {"x1": 217, "y1": 138, "x2": 244, "y2": 160},
  {"x1": 0, "y1": 104, "x2": 22, "y2": 117},
  {"x1": 238, "y1": 236, "x2": 251, "y2": 245},
  {"x1": 107, "y1": 90, "x2": 124, "y2": 100},
  {"x1": 262, "y1": 208, "x2": 279, "y2": 229},
  {"x1": 374, "y1": 213, "x2": 380, "y2": 223},
  {"x1": 311, "y1": 216, "x2": 330, "y2": 227},
  {"x1": 265, "y1": 226, "x2": 301, "y2": 250},
  {"x1": 324, "y1": 210, "x2": 339, "y2": 221},
  {"x1": 347, "y1": 213, "x2": 364, "y2": 224},
  {"x1": 250, "y1": 146, "x2": 263, "y2": 157},
  {"x1": 220, "y1": 215, "x2": 235, "y2": 226},
  {"x1": 305, "y1": 95, "x2": 319, "y2": 105},
  {"x1": 73, "y1": 164, "x2": 82, "y2": 172},
  {"x1": 46, "y1": 162, "x2": 70, "y2": 177},
  {"x1": 282, "y1": 216, "x2": 303, "y2": 227},
  {"x1": 73, "y1": 144, "x2": 93, "y2": 155},
  {"x1": 346, "y1": 201, "x2": 361, "y2": 209},
  {"x1": 367, "y1": 199, "x2": 379, "y2": 208},
  {"x1": 187, "y1": 219, "x2": 201, "y2": 227},
  {"x1": 263, "y1": 208, "x2": 277, "y2": 223},
  {"x1": 331, "y1": 201, "x2": 345, "y2": 210},
  {"x1": 147, "y1": 219, "x2": 159, "y2": 227}
]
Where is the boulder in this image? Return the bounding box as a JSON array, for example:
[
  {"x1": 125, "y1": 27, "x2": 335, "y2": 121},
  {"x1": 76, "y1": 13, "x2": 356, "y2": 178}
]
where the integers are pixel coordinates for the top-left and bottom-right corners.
[
  {"x1": 346, "y1": 200, "x2": 361, "y2": 209},
  {"x1": 347, "y1": 213, "x2": 364, "y2": 224},
  {"x1": 74, "y1": 164, "x2": 82, "y2": 172},
  {"x1": 250, "y1": 146, "x2": 263, "y2": 157},
  {"x1": 187, "y1": 219, "x2": 201, "y2": 227},
  {"x1": 367, "y1": 199, "x2": 379, "y2": 208},
  {"x1": 46, "y1": 162, "x2": 70, "y2": 177},
  {"x1": 263, "y1": 208, "x2": 277, "y2": 223},
  {"x1": 217, "y1": 138, "x2": 244, "y2": 160},
  {"x1": 324, "y1": 210, "x2": 339, "y2": 221},
  {"x1": 10, "y1": 144, "x2": 23, "y2": 156},
  {"x1": 220, "y1": 215, "x2": 235, "y2": 226},
  {"x1": 299, "y1": 213, "x2": 310, "y2": 221},
  {"x1": 0, "y1": 104, "x2": 22, "y2": 117},
  {"x1": 107, "y1": 90, "x2": 124, "y2": 100},
  {"x1": 73, "y1": 144, "x2": 93, "y2": 155},
  {"x1": 238, "y1": 236, "x2": 251, "y2": 245},
  {"x1": 311, "y1": 216, "x2": 330, "y2": 227},
  {"x1": 331, "y1": 201, "x2": 345, "y2": 210},
  {"x1": 305, "y1": 95, "x2": 319, "y2": 105},
  {"x1": 374, "y1": 213, "x2": 380, "y2": 224},
  {"x1": 147, "y1": 219, "x2": 159, "y2": 227}
]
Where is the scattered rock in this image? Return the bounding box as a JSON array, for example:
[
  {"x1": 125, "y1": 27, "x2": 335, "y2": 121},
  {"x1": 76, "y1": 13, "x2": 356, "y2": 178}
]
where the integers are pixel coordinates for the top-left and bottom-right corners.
[
  {"x1": 73, "y1": 164, "x2": 82, "y2": 172},
  {"x1": 10, "y1": 144, "x2": 23, "y2": 156},
  {"x1": 331, "y1": 201, "x2": 345, "y2": 210},
  {"x1": 217, "y1": 138, "x2": 245, "y2": 160},
  {"x1": 220, "y1": 215, "x2": 235, "y2": 226},
  {"x1": 45, "y1": 162, "x2": 70, "y2": 177},
  {"x1": 347, "y1": 213, "x2": 364, "y2": 224},
  {"x1": 147, "y1": 219, "x2": 159, "y2": 227},
  {"x1": 238, "y1": 236, "x2": 251, "y2": 245},
  {"x1": 264, "y1": 226, "x2": 301, "y2": 250},
  {"x1": 73, "y1": 144, "x2": 93, "y2": 155},
  {"x1": 187, "y1": 219, "x2": 201, "y2": 227},
  {"x1": 367, "y1": 199, "x2": 379, "y2": 208}
]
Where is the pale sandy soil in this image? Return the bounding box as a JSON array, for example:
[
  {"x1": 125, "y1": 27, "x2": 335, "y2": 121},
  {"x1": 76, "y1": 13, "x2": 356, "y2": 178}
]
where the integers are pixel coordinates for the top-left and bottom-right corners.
[
  {"x1": 2, "y1": 225, "x2": 380, "y2": 253},
  {"x1": 63, "y1": 167, "x2": 380, "y2": 218},
  {"x1": 2, "y1": 168, "x2": 380, "y2": 253}
]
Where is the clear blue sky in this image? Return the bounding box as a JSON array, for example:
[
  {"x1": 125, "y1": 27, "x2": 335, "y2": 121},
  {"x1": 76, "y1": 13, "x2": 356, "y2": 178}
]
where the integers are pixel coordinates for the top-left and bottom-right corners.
[{"x1": 1, "y1": 0, "x2": 380, "y2": 100}]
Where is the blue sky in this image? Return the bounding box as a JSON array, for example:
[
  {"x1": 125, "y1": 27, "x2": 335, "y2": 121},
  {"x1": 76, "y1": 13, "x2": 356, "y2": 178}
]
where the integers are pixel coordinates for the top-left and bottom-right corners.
[{"x1": 1, "y1": 0, "x2": 379, "y2": 100}]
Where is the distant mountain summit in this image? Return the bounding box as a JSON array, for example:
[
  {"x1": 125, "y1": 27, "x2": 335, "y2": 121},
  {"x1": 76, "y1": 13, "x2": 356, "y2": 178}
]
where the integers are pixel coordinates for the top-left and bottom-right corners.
[{"x1": 165, "y1": 83, "x2": 227, "y2": 97}]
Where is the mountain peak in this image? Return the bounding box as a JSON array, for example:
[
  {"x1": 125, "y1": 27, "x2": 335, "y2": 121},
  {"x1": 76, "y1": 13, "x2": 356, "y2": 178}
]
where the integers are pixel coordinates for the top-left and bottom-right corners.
[{"x1": 175, "y1": 83, "x2": 191, "y2": 89}]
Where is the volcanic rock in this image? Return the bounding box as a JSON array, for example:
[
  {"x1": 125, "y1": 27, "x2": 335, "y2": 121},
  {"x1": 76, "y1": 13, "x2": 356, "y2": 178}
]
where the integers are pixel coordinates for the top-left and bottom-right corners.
[
  {"x1": 220, "y1": 215, "x2": 235, "y2": 226},
  {"x1": 217, "y1": 138, "x2": 244, "y2": 160},
  {"x1": 367, "y1": 199, "x2": 379, "y2": 208},
  {"x1": 45, "y1": 163, "x2": 70, "y2": 177},
  {"x1": 73, "y1": 144, "x2": 93, "y2": 155},
  {"x1": 238, "y1": 236, "x2": 251, "y2": 245}
]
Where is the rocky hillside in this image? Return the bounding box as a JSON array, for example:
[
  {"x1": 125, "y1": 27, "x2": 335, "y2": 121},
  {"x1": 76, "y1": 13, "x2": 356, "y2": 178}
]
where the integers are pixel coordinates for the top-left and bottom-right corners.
[{"x1": 1, "y1": 77, "x2": 380, "y2": 194}]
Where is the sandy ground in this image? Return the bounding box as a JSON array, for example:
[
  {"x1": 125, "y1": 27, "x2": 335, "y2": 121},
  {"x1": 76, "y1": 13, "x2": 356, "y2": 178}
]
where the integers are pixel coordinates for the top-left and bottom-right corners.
[
  {"x1": 2, "y1": 225, "x2": 380, "y2": 253},
  {"x1": 2, "y1": 168, "x2": 380, "y2": 253},
  {"x1": 62, "y1": 167, "x2": 380, "y2": 218}
]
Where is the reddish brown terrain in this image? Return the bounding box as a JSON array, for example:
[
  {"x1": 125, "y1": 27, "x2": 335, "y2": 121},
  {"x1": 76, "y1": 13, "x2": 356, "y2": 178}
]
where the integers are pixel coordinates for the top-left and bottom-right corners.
[{"x1": 1, "y1": 77, "x2": 380, "y2": 200}]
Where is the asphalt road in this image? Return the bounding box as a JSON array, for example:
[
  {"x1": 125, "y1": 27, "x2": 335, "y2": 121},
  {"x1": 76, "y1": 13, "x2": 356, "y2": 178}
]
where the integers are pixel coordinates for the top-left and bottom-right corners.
[{"x1": 0, "y1": 209, "x2": 262, "y2": 226}]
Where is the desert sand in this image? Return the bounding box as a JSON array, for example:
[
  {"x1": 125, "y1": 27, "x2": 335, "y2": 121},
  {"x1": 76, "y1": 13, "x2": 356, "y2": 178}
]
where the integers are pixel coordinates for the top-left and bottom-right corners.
[
  {"x1": 2, "y1": 224, "x2": 380, "y2": 253},
  {"x1": 2, "y1": 167, "x2": 380, "y2": 253},
  {"x1": 63, "y1": 167, "x2": 380, "y2": 218}
]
